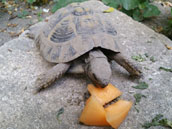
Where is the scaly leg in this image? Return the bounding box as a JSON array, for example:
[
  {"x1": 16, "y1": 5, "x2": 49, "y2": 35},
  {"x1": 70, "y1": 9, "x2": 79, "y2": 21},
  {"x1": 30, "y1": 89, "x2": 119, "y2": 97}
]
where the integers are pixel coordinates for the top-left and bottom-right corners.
[
  {"x1": 34, "y1": 63, "x2": 70, "y2": 93},
  {"x1": 109, "y1": 53, "x2": 141, "y2": 76}
]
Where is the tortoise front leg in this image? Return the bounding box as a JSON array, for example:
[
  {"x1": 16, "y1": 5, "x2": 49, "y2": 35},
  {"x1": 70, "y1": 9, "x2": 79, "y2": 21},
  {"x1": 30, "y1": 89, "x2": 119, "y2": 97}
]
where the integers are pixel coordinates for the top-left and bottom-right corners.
[
  {"x1": 109, "y1": 53, "x2": 141, "y2": 76},
  {"x1": 34, "y1": 63, "x2": 70, "y2": 93}
]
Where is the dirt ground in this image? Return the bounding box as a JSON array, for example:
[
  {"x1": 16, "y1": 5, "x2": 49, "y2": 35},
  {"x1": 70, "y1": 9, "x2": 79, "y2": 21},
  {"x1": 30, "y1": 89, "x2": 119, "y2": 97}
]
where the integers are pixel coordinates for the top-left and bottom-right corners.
[{"x1": 0, "y1": 1, "x2": 53, "y2": 46}]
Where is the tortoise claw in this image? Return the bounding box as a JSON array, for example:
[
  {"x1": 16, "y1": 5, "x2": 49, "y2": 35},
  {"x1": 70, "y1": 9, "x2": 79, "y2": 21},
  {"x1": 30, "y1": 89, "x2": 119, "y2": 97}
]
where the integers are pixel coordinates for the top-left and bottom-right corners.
[{"x1": 33, "y1": 75, "x2": 54, "y2": 94}]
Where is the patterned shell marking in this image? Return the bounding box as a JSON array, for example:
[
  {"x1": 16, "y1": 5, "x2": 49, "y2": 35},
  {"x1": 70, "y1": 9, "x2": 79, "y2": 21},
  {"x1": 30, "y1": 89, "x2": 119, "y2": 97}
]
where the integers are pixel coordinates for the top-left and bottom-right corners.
[{"x1": 37, "y1": 2, "x2": 119, "y2": 63}]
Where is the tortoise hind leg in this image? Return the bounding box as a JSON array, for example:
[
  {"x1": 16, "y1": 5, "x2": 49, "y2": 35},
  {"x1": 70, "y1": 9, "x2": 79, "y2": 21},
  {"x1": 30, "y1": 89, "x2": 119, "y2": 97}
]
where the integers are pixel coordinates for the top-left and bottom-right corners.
[
  {"x1": 109, "y1": 53, "x2": 141, "y2": 76},
  {"x1": 34, "y1": 63, "x2": 70, "y2": 94}
]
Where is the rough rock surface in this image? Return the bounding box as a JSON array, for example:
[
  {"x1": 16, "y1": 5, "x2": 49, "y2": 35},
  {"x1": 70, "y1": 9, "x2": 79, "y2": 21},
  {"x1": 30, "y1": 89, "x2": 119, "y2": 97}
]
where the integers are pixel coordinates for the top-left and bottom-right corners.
[{"x1": 0, "y1": 1, "x2": 172, "y2": 129}]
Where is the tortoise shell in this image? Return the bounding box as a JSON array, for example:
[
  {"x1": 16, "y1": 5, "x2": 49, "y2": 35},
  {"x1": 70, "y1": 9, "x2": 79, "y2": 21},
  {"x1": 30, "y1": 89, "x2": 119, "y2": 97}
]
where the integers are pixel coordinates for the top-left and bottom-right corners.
[{"x1": 37, "y1": 2, "x2": 119, "y2": 63}]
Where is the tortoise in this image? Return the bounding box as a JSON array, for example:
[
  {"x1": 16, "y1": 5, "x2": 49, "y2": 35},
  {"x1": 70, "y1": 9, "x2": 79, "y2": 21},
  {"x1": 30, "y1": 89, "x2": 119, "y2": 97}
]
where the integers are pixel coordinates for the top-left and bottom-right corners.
[{"x1": 31, "y1": 3, "x2": 141, "y2": 93}]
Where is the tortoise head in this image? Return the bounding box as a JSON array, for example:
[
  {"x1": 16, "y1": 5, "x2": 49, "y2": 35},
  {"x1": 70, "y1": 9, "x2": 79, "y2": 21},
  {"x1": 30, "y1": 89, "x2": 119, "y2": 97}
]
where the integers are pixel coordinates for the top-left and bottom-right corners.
[{"x1": 85, "y1": 50, "x2": 112, "y2": 88}]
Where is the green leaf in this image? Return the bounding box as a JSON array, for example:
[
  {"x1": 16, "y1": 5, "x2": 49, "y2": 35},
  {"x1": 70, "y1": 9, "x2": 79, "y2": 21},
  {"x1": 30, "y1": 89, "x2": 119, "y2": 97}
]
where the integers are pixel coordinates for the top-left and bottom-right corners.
[
  {"x1": 23, "y1": 10, "x2": 29, "y2": 16},
  {"x1": 121, "y1": 8, "x2": 133, "y2": 16},
  {"x1": 37, "y1": 9, "x2": 43, "y2": 17},
  {"x1": 56, "y1": 107, "x2": 64, "y2": 120},
  {"x1": 38, "y1": 17, "x2": 43, "y2": 22},
  {"x1": 102, "y1": 0, "x2": 109, "y2": 5},
  {"x1": 131, "y1": 54, "x2": 145, "y2": 62},
  {"x1": 133, "y1": 9, "x2": 144, "y2": 21},
  {"x1": 159, "y1": 119, "x2": 172, "y2": 128},
  {"x1": 132, "y1": 82, "x2": 148, "y2": 89},
  {"x1": 37, "y1": 9, "x2": 43, "y2": 22},
  {"x1": 2, "y1": 0, "x2": 5, "y2": 3},
  {"x1": 142, "y1": 122, "x2": 153, "y2": 128},
  {"x1": 138, "y1": 1, "x2": 148, "y2": 9},
  {"x1": 121, "y1": 0, "x2": 139, "y2": 10},
  {"x1": 138, "y1": 4, "x2": 144, "y2": 10},
  {"x1": 143, "y1": 4, "x2": 160, "y2": 18},
  {"x1": 152, "y1": 114, "x2": 163, "y2": 123},
  {"x1": 27, "y1": 0, "x2": 36, "y2": 4},
  {"x1": 134, "y1": 93, "x2": 146, "y2": 105},
  {"x1": 102, "y1": 0, "x2": 121, "y2": 9},
  {"x1": 144, "y1": 53, "x2": 149, "y2": 57},
  {"x1": 142, "y1": 114, "x2": 163, "y2": 128},
  {"x1": 159, "y1": 67, "x2": 172, "y2": 72},
  {"x1": 17, "y1": 10, "x2": 29, "y2": 18},
  {"x1": 142, "y1": 114, "x2": 172, "y2": 129},
  {"x1": 51, "y1": 0, "x2": 87, "y2": 13},
  {"x1": 168, "y1": 19, "x2": 172, "y2": 26},
  {"x1": 134, "y1": 106, "x2": 140, "y2": 113},
  {"x1": 138, "y1": 0, "x2": 147, "y2": 3},
  {"x1": 150, "y1": 56, "x2": 156, "y2": 62},
  {"x1": 51, "y1": 2, "x2": 59, "y2": 13}
]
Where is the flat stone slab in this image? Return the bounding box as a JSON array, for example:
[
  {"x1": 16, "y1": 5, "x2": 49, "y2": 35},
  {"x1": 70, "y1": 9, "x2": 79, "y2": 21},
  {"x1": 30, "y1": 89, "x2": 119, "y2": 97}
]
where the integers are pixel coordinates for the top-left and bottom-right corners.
[{"x1": 0, "y1": 1, "x2": 172, "y2": 129}]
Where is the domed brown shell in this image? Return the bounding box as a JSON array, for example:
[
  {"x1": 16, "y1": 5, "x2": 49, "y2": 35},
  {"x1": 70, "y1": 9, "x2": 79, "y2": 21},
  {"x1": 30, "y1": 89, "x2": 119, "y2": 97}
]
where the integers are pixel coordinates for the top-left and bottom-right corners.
[{"x1": 36, "y1": 2, "x2": 119, "y2": 63}]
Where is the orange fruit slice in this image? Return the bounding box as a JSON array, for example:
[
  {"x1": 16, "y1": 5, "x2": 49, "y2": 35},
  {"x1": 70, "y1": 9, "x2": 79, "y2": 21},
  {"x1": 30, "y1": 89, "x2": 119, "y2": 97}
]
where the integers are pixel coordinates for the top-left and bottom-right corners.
[
  {"x1": 79, "y1": 96, "x2": 110, "y2": 126},
  {"x1": 87, "y1": 83, "x2": 122, "y2": 105},
  {"x1": 105, "y1": 100, "x2": 133, "y2": 129}
]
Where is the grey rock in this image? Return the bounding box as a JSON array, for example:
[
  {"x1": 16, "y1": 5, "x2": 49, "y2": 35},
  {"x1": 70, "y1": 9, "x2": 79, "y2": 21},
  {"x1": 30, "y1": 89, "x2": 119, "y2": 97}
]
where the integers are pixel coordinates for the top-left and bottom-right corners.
[{"x1": 0, "y1": 1, "x2": 172, "y2": 129}]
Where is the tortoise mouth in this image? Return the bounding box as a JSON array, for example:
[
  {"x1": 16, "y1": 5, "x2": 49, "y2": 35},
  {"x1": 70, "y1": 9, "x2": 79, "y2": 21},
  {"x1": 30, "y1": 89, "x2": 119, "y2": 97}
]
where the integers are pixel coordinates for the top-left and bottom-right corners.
[
  {"x1": 93, "y1": 80, "x2": 109, "y2": 88},
  {"x1": 91, "y1": 73, "x2": 109, "y2": 88}
]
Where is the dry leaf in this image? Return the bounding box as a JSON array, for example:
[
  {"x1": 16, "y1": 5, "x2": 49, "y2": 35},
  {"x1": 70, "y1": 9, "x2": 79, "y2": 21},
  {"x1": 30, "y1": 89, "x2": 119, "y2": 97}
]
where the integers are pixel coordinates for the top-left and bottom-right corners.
[
  {"x1": 8, "y1": 49, "x2": 12, "y2": 52},
  {"x1": 30, "y1": 6, "x2": 35, "y2": 10},
  {"x1": 21, "y1": 28, "x2": 25, "y2": 33},
  {"x1": 0, "y1": 28, "x2": 7, "y2": 32},
  {"x1": 8, "y1": 1, "x2": 13, "y2": 5},
  {"x1": 20, "y1": 8, "x2": 23, "y2": 11},
  {"x1": 155, "y1": 26, "x2": 163, "y2": 33},
  {"x1": 8, "y1": 28, "x2": 24, "y2": 37},
  {"x1": 4, "y1": 1, "x2": 12, "y2": 8},
  {"x1": 8, "y1": 32, "x2": 17, "y2": 37},
  {"x1": 0, "y1": 3, "x2": 3, "y2": 8},
  {"x1": 14, "y1": 8, "x2": 18, "y2": 12},
  {"x1": 26, "y1": 16, "x2": 32, "y2": 19},
  {"x1": 168, "y1": 17, "x2": 172, "y2": 20},
  {"x1": 164, "y1": 2, "x2": 172, "y2": 7},
  {"x1": 165, "y1": 44, "x2": 172, "y2": 50},
  {"x1": 8, "y1": 11, "x2": 12, "y2": 15},
  {"x1": 9, "y1": 15, "x2": 17, "y2": 20},
  {"x1": 7, "y1": 23, "x2": 18, "y2": 27},
  {"x1": 49, "y1": 1, "x2": 53, "y2": 5},
  {"x1": 103, "y1": 7, "x2": 115, "y2": 13},
  {"x1": 45, "y1": 19, "x2": 48, "y2": 22}
]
